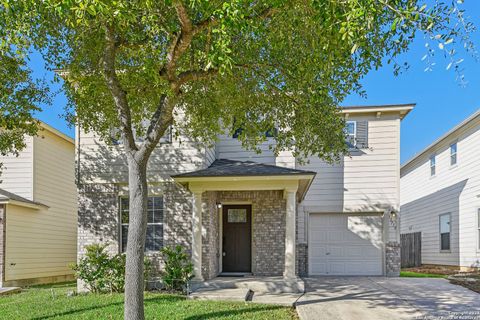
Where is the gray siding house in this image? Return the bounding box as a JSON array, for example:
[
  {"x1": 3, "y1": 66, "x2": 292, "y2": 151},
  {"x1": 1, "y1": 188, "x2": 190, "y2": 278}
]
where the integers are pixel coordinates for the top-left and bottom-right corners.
[
  {"x1": 77, "y1": 104, "x2": 413, "y2": 285},
  {"x1": 401, "y1": 109, "x2": 480, "y2": 270}
]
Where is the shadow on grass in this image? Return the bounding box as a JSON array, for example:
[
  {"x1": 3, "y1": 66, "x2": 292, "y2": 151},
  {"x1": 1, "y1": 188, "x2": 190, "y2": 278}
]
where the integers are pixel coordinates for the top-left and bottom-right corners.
[
  {"x1": 31, "y1": 295, "x2": 183, "y2": 320},
  {"x1": 182, "y1": 305, "x2": 288, "y2": 320},
  {"x1": 27, "y1": 281, "x2": 77, "y2": 290}
]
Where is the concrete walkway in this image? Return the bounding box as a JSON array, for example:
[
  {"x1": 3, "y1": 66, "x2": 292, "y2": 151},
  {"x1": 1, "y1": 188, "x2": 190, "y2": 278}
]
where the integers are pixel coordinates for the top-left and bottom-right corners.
[
  {"x1": 189, "y1": 276, "x2": 304, "y2": 306},
  {"x1": 297, "y1": 277, "x2": 480, "y2": 320}
]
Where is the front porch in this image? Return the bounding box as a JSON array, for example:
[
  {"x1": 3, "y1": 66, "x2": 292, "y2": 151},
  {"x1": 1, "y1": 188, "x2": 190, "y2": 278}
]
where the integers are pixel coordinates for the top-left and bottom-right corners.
[{"x1": 172, "y1": 159, "x2": 315, "y2": 281}]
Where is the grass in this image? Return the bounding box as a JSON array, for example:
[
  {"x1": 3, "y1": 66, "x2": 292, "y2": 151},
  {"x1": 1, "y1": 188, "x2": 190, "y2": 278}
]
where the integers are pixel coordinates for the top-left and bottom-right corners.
[
  {"x1": 400, "y1": 271, "x2": 447, "y2": 278},
  {"x1": 0, "y1": 282, "x2": 297, "y2": 320}
]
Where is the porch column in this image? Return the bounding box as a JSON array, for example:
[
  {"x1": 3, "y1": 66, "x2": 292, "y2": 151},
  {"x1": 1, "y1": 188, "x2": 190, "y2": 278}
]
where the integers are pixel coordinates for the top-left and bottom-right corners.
[
  {"x1": 284, "y1": 190, "x2": 296, "y2": 279},
  {"x1": 192, "y1": 191, "x2": 203, "y2": 280}
]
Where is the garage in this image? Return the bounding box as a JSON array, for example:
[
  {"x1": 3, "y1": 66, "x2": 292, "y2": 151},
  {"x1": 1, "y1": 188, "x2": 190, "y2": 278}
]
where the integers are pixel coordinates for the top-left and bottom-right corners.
[{"x1": 308, "y1": 213, "x2": 384, "y2": 276}]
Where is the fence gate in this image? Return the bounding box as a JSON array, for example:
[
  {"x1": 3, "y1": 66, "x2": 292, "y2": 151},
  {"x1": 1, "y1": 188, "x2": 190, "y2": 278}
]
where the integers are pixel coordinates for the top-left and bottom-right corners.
[{"x1": 400, "y1": 232, "x2": 421, "y2": 268}]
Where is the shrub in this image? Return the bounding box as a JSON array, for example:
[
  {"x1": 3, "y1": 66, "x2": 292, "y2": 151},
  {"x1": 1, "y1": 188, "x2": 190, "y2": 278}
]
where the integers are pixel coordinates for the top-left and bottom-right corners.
[
  {"x1": 72, "y1": 243, "x2": 152, "y2": 293},
  {"x1": 160, "y1": 245, "x2": 194, "y2": 293}
]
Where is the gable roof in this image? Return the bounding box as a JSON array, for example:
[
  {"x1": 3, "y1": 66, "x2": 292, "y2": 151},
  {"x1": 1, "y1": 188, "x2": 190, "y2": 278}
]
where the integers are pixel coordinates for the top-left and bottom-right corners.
[
  {"x1": 39, "y1": 121, "x2": 74, "y2": 145},
  {"x1": 173, "y1": 159, "x2": 316, "y2": 178},
  {"x1": 0, "y1": 188, "x2": 48, "y2": 209},
  {"x1": 401, "y1": 108, "x2": 480, "y2": 171}
]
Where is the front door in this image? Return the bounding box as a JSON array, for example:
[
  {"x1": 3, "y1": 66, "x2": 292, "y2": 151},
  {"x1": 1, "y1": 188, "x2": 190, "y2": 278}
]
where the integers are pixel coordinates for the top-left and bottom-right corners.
[{"x1": 222, "y1": 205, "x2": 252, "y2": 272}]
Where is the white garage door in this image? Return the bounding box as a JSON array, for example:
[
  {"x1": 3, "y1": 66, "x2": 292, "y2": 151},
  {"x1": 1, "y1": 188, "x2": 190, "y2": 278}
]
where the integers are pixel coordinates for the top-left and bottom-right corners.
[{"x1": 309, "y1": 213, "x2": 384, "y2": 276}]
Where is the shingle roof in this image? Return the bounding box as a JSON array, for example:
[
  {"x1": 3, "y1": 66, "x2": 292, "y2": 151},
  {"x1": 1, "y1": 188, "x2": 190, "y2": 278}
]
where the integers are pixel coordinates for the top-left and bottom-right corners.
[
  {"x1": 0, "y1": 188, "x2": 47, "y2": 207},
  {"x1": 173, "y1": 159, "x2": 316, "y2": 178}
]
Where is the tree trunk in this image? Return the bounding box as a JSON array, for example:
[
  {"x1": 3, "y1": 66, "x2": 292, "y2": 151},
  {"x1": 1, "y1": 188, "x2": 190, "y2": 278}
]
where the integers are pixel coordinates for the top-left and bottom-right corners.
[{"x1": 124, "y1": 156, "x2": 148, "y2": 320}]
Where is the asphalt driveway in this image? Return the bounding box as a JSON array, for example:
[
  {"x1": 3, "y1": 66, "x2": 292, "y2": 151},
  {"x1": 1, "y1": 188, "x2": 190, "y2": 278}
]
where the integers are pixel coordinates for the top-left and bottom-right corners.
[{"x1": 296, "y1": 277, "x2": 480, "y2": 320}]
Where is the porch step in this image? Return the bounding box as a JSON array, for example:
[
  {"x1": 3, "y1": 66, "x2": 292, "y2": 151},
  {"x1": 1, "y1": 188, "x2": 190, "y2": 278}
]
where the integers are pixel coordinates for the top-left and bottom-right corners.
[
  {"x1": 190, "y1": 276, "x2": 305, "y2": 294},
  {"x1": 188, "y1": 288, "x2": 302, "y2": 306}
]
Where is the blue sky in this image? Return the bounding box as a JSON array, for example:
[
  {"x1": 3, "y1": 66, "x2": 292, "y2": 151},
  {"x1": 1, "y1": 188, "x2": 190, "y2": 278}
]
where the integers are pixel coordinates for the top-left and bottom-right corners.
[{"x1": 30, "y1": 2, "x2": 480, "y2": 164}]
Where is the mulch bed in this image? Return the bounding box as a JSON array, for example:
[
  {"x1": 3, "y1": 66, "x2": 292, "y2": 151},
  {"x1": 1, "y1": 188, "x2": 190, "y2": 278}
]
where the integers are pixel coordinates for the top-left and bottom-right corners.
[
  {"x1": 402, "y1": 265, "x2": 460, "y2": 276},
  {"x1": 448, "y1": 274, "x2": 480, "y2": 294}
]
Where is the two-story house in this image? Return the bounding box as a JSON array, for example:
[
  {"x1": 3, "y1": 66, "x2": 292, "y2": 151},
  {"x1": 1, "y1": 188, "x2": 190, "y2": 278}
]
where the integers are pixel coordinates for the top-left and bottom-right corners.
[
  {"x1": 77, "y1": 103, "x2": 413, "y2": 288},
  {"x1": 401, "y1": 109, "x2": 480, "y2": 270},
  {"x1": 0, "y1": 122, "x2": 77, "y2": 287}
]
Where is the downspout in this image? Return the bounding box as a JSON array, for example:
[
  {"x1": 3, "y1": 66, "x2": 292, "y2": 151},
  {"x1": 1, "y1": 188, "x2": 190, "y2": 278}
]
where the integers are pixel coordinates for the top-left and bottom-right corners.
[{"x1": 76, "y1": 122, "x2": 81, "y2": 186}]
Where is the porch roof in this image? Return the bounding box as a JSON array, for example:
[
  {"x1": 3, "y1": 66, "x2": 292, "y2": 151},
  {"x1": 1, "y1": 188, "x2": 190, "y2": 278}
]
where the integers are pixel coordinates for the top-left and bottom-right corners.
[
  {"x1": 0, "y1": 188, "x2": 49, "y2": 210},
  {"x1": 173, "y1": 159, "x2": 316, "y2": 178},
  {"x1": 172, "y1": 159, "x2": 316, "y2": 201}
]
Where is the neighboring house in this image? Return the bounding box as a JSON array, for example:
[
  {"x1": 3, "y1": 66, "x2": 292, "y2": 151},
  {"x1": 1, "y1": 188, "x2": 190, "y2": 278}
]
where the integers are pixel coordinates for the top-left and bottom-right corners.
[
  {"x1": 77, "y1": 103, "x2": 413, "y2": 286},
  {"x1": 0, "y1": 122, "x2": 77, "y2": 287},
  {"x1": 401, "y1": 109, "x2": 480, "y2": 270}
]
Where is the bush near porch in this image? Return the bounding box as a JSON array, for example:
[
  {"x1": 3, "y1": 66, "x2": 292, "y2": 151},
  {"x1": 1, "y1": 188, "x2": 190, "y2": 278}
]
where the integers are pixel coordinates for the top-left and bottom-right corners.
[{"x1": 0, "y1": 282, "x2": 297, "y2": 320}]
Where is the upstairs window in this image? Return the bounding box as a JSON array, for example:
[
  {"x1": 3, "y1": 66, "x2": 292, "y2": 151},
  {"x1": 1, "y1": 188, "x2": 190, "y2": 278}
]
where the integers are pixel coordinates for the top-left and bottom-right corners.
[
  {"x1": 439, "y1": 213, "x2": 451, "y2": 251},
  {"x1": 430, "y1": 155, "x2": 436, "y2": 176},
  {"x1": 232, "y1": 116, "x2": 277, "y2": 139},
  {"x1": 450, "y1": 142, "x2": 457, "y2": 166},
  {"x1": 120, "y1": 196, "x2": 164, "y2": 252},
  {"x1": 345, "y1": 121, "x2": 357, "y2": 148}
]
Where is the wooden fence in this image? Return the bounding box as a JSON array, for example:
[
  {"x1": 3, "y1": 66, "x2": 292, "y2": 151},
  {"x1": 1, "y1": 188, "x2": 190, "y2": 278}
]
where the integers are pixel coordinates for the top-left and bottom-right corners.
[{"x1": 400, "y1": 232, "x2": 422, "y2": 268}]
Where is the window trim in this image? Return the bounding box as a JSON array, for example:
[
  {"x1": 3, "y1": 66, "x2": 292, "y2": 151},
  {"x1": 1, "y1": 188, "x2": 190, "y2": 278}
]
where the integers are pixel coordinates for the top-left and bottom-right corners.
[
  {"x1": 439, "y1": 213, "x2": 451, "y2": 252},
  {"x1": 346, "y1": 120, "x2": 357, "y2": 148},
  {"x1": 429, "y1": 154, "x2": 436, "y2": 177},
  {"x1": 119, "y1": 195, "x2": 164, "y2": 253},
  {"x1": 450, "y1": 142, "x2": 458, "y2": 166}
]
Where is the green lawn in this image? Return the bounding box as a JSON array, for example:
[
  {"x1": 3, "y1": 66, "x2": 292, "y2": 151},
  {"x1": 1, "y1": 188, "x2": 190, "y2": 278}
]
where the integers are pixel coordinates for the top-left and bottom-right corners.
[
  {"x1": 0, "y1": 282, "x2": 297, "y2": 320},
  {"x1": 400, "y1": 271, "x2": 447, "y2": 278}
]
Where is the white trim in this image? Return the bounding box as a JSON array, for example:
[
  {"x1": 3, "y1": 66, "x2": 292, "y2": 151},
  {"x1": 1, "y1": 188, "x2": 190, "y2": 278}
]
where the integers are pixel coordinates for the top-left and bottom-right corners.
[
  {"x1": 0, "y1": 200, "x2": 48, "y2": 210},
  {"x1": 174, "y1": 174, "x2": 315, "y2": 183},
  {"x1": 119, "y1": 195, "x2": 164, "y2": 253},
  {"x1": 38, "y1": 121, "x2": 74, "y2": 145},
  {"x1": 439, "y1": 213, "x2": 451, "y2": 252},
  {"x1": 450, "y1": 141, "x2": 458, "y2": 166},
  {"x1": 429, "y1": 154, "x2": 436, "y2": 177},
  {"x1": 345, "y1": 120, "x2": 357, "y2": 148}
]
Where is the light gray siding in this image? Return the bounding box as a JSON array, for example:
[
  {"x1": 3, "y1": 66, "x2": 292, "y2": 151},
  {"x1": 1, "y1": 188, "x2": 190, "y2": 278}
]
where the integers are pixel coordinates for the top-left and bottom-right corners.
[
  {"x1": 215, "y1": 133, "x2": 276, "y2": 165},
  {"x1": 401, "y1": 113, "x2": 480, "y2": 268},
  {"x1": 78, "y1": 130, "x2": 210, "y2": 184},
  {"x1": 299, "y1": 114, "x2": 401, "y2": 213}
]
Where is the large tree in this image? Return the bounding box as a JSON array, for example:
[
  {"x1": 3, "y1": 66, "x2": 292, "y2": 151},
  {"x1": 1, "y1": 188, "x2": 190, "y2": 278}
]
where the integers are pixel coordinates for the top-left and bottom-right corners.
[{"x1": 0, "y1": 0, "x2": 474, "y2": 319}]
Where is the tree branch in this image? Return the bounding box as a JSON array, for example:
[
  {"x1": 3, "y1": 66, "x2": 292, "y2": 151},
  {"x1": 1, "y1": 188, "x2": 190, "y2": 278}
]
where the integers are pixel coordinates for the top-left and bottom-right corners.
[
  {"x1": 102, "y1": 25, "x2": 138, "y2": 152},
  {"x1": 160, "y1": 1, "x2": 196, "y2": 83},
  {"x1": 176, "y1": 68, "x2": 218, "y2": 86},
  {"x1": 139, "y1": 94, "x2": 175, "y2": 157}
]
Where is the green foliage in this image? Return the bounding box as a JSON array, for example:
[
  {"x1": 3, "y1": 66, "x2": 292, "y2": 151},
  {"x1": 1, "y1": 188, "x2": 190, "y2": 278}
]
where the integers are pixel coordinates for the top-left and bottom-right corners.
[
  {"x1": 160, "y1": 245, "x2": 194, "y2": 293},
  {"x1": 1, "y1": 0, "x2": 473, "y2": 162},
  {"x1": 0, "y1": 283, "x2": 296, "y2": 320},
  {"x1": 72, "y1": 243, "x2": 152, "y2": 293}
]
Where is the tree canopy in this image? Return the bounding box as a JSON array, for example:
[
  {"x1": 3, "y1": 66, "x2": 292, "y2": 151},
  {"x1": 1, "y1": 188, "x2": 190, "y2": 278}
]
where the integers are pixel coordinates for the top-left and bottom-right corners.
[{"x1": 1, "y1": 0, "x2": 473, "y2": 162}]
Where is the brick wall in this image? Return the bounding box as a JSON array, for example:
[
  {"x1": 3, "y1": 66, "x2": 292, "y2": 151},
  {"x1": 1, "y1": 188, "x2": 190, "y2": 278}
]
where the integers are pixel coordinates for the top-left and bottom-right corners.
[
  {"x1": 77, "y1": 183, "x2": 290, "y2": 284},
  {"x1": 386, "y1": 241, "x2": 401, "y2": 276},
  {"x1": 217, "y1": 190, "x2": 286, "y2": 276},
  {"x1": 77, "y1": 184, "x2": 120, "y2": 258},
  {"x1": 296, "y1": 243, "x2": 308, "y2": 276},
  {"x1": 201, "y1": 191, "x2": 219, "y2": 280}
]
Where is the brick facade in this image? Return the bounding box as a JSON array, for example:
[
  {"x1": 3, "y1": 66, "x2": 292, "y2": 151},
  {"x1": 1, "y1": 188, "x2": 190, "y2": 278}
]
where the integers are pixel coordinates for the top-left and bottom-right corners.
[
  {"x1": 385, "y1": 241, "x2": 401, "y2": 276},
  {"x1": 78, "y1": 184, "x2": 290, "y2": 284},
  {"x1": 216, "y1": 190, "x2": 286, "y2": 276},
  {"x1": 78, "y1": 184, "x2": 120, "y2": 257},
  {"x1": 296, "y1": 243, "x2": 308, "y2": 276}
]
